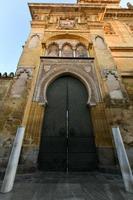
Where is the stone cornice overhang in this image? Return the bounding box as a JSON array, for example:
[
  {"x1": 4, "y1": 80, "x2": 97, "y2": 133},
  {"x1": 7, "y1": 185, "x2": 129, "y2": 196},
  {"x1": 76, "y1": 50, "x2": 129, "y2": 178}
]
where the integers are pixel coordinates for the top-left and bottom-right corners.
[
  {"x1": 121, "y1": 71, "x2": 133, "y2": 77},
  {"x1": 104, "y1": 8, "x2": 133, "y2": 18},
  {"x1": 77, "y1": 0, "x2": 120, "y2": 4},
  {"x1": 28, "y1": 3, "x2": 106, "y2": 18},
  {"x1": 40, "y1": 56, "x2": 94, "y2": 60},
  {"x1": 28, "y1": 3, "x2": 133, "y2": 20},
  {"x1": 110, "y1": 47, "x2": 133, "y2": 52},
  {"x1": 31, "y1": 21, "x2": 103, "y2": 29}
]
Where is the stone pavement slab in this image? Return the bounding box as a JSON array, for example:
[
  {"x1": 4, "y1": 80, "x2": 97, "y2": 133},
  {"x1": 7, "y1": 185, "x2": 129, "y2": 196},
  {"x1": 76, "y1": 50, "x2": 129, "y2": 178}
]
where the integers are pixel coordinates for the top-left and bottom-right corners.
[{"x1": 0, "y1": 172, "x2": 133, "y2": 200}]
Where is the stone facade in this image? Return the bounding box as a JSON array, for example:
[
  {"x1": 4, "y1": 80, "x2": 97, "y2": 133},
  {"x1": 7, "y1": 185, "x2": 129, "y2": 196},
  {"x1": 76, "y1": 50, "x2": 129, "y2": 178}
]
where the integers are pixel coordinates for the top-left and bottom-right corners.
[{"x1": 0, "y1": 0, "x2": 133, "y2": 172}]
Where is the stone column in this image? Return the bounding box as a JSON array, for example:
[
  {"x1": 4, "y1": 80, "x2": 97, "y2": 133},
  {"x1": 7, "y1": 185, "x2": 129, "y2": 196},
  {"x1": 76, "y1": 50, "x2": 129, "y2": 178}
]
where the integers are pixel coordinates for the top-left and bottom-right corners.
[
  {"x1": 112, "y1": 127, "x2": 133, "y2": 193},
  {"x1": 73, "y1": 47, "x2": 76, "y2": 57},
  {"x1": 59, "y1": 48, "x2": 62, "y2": 57},
  {"x1": 91, "y1": 30, "x2": 127, "y2": 104},
  {"x1": 41, "y1": 43, "x2": 46, "y2": 56},
  {"x1": 1, "y1": 127, "x2": 25, "y2": 193}
]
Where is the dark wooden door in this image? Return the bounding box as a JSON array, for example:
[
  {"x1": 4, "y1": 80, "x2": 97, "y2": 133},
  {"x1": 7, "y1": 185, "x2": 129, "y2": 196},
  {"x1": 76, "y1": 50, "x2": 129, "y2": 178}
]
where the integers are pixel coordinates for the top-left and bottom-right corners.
[
  {"x1": 67, "y1": 77, "x2": 97, "y2": 171},
  {"x1": 38, "y1": 76, "x2": 97, "y2": 171}
]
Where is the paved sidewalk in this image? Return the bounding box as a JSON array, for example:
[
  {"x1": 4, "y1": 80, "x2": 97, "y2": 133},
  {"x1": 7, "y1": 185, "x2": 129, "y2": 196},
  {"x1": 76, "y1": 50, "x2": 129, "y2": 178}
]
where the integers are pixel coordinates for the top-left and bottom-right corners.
[{"x1": 0, "y1": 172, "x2": 133, "y2": 200}]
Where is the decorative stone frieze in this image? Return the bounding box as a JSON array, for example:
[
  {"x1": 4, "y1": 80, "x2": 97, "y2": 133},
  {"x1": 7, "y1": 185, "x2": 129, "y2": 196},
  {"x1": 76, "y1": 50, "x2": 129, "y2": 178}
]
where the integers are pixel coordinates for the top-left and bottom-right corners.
[
  {"x1": 15, "y1": 67, "x2": 33, "y2": 78},
  {"x1": 43, "y1": 65, "x2": 51, "y2": 72},
  {"x1": 102, "y1": 69, "x2": 118, "y2": 80},
  {"x1": 129, "y1": 24, "x2": 133, "y2": 33},
  {"x1": 102, "y1": 69, "x2": 129, "y2": 104},
  {"x1": 104, "y1": 23, "x2": 115, "y2": 35},
  {"x1": 0, "y1": 72, "x2": 15, "y2": 78},
  {"x1": 33, "y1": 58, "x2": 101, "y2": 106},
  {"x1": 58, "y1": 18, "x2": 77, "y2": 30},
  {"x1": 33, "y1": 14, "x2": 40, "y2": 20}
]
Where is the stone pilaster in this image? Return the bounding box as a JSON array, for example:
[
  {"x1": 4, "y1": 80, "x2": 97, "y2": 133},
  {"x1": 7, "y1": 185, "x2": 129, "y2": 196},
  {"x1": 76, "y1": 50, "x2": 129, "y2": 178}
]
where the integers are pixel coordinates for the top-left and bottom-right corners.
[{"x1": 91, "y1": 30, "x2": 128, "y2": 105}]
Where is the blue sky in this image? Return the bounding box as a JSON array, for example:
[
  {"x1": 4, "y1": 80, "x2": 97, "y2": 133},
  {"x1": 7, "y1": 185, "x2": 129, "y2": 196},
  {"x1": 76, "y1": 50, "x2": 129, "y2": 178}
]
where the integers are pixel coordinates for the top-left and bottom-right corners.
[{"x1": 0, "y1": 0, "x2": 129, "y2": 73}]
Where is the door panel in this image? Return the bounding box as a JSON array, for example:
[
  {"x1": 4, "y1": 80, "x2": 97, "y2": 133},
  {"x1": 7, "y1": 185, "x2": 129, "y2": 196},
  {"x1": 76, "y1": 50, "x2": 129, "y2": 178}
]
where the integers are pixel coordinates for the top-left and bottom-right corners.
[
  {"x1": 39, "y1": 153, "x2": 66, "y2": 171},
  {"x1": 67, "y1": 77, "x2": 97, "y2": 171},
  {"x1": 68, "y1": 137, "x2": 96, "y2": 153},
  {"x1": 38, "y1": 76, "x2": 97, "y2": 171},
  {"x1": 68, "y1": 153, "x2": 98, "y2": 171},
  {"x1": 40, "y1": 137, "x2": 67, "y2": 153},
  {"x1": 42, "y1": 77, "x2": 67, "y2": 137},
  {"x1": 68, "y1": 76, "x2": 93, "y2": 137},
  {"x1": 38, "y1": 77, "x2": 67, "y2": 171}
]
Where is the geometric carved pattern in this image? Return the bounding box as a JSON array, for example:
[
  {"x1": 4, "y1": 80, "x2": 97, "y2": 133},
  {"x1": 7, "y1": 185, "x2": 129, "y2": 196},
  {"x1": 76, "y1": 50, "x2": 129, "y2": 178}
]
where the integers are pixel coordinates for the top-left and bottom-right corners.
[
  {"x1": 58, "y1": 18, "x2": 76, "y2": 29},
  {"x1": 129, "y1": 25, "x2": 133, "y2": 33},
  {"x1": 33, "y1": 58, "x2": 101, "y2": 106},
  {"x1": 102, "y1": 69, "x2": 118, "y2": 80},
  {"x1": 125, "y1": 22, "x2": 133, "y2": 34},
  {"x1": 104, "y1": 23, "x2": 115, "y2": 35}
]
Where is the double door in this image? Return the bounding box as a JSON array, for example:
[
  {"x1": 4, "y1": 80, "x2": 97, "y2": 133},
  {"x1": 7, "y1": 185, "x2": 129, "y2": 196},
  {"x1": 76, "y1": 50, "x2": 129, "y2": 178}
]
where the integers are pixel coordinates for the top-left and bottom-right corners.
[{"x1": 38, "y1": 76, "x2": 97, "y2": 171}]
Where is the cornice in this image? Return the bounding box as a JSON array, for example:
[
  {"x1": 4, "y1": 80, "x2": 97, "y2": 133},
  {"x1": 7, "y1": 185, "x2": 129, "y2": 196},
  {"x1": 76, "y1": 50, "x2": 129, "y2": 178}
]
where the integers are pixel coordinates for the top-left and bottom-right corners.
[
  {"x1": 31, "y1": 20, "x2": 103, "y2": 30},
  {"x1": 77, "y1": 0, "x2": 120, "y2": 4},
  {"x1": 29, "y1": 4, "x2": 133, "y2": 20},
  {"x1": 110, "y1": 47, "x2": 133, "y2": 52},
  {"x1": 28, "y1": 3, "x2": 106, "y2": 18},
  {"x1": 105, "y1": 8, "x2": 133, "y2": 18},
  {"x1": 121, "y1": 71, "x2": 133, "y2": 77}
]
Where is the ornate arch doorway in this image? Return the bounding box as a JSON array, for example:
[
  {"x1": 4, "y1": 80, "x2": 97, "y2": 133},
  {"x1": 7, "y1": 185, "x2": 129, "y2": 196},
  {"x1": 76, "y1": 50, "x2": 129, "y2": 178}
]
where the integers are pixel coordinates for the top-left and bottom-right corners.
[{"x1": 38, "y1": 75, "x2": 97, "y2": 171}]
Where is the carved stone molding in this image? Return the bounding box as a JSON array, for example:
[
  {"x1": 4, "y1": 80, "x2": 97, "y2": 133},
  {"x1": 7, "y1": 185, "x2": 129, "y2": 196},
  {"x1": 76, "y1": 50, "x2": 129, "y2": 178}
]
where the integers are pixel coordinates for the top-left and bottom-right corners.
[
  {"x1": 43, "y1": 65, "x2": 51, "y2": 72},
  {"x1": 33, "y1": 58, "x2": 101, "y2": 106},
  {"x1": 15, "y1": 67, "x2": 33, "y2": 79},
  {"x1": 102, "y1": 69, "x2": 129, "y2": 105},
  {"x1": 104, "y1": 23, "x2": 115, "y2": 35},
  {"x1": 10, "y1": 67, "x2": 33, "y2": 98},
  {"x1": 126, "y1": 23, "x2": 133, "y2": 34},
  {"x1": 102, "y1": 69, "x2": 118, "y2": 80},
  {"x1": 58, "y1": 18, "x2": 77, "y2": 30}
]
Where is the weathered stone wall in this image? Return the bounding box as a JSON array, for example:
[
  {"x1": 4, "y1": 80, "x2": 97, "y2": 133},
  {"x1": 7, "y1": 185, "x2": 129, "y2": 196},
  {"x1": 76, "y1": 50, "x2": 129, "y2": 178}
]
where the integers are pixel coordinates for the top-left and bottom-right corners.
[
  {"x1": 122, "y1": 77, "x2": 133, "y2": 101},
  {"x1": 103, "y1": 18, "x2": 133, "y2": 167},
  {"x1": 0, "y1": 72, "x2": 32, "y2": 171}
]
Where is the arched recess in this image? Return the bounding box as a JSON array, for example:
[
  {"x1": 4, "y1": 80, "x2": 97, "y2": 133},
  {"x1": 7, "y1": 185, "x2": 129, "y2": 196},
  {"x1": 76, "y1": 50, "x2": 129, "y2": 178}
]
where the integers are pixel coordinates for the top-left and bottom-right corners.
[
  {"x1": 44, "y1": 72, "x2": 91, "y2": 104},
  {"x1": 35, "y1": 68, "x2": 100, "y2": 106},
  {"x1": 44, "y1": 33, "x2": 90, "y2": 49},
  {"x1": 95, "y1": 36, "x2": 106, "y2": 50},
  {"x1": 62, "y1": 43, "x2": 73, "y2": 57},
  {"x1": 76, "y1": 43, "x2": 88, "y2": 57},
  {"x1": 47, "y1": 43, "x2": 59, "y2": 57},
  {"x1": 28, "y1": 34, "x2": 40, "y2": 48}
]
